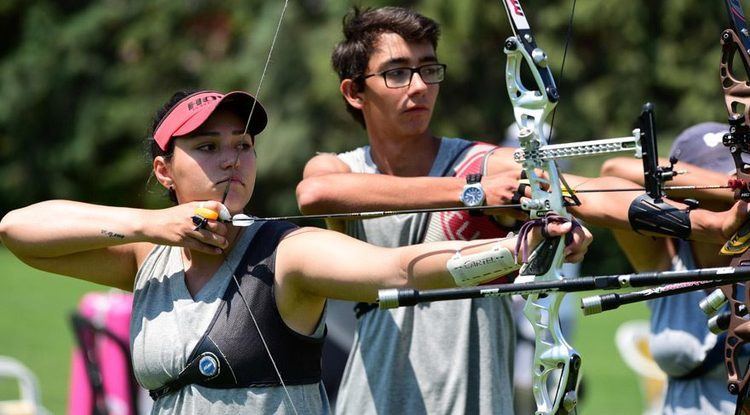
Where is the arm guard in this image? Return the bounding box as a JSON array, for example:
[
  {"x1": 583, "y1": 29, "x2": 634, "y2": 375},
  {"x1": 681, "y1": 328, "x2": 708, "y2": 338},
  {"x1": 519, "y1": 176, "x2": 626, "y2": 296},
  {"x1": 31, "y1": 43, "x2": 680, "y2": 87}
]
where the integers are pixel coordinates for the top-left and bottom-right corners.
[
  {"x1": 628, "y1": 194, "x2": 692, "y2": 240},
  {"x1": 447, "y1": 239, "x2": 521, "y2": 287}
]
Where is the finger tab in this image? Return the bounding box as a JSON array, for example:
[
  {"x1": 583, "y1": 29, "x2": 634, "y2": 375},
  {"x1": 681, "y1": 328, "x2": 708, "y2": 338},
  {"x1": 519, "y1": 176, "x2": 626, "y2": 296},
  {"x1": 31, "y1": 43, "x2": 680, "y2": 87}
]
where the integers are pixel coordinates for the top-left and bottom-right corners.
[{"x1": 194, "y1": 207, "x2": 220, "y2": 220}]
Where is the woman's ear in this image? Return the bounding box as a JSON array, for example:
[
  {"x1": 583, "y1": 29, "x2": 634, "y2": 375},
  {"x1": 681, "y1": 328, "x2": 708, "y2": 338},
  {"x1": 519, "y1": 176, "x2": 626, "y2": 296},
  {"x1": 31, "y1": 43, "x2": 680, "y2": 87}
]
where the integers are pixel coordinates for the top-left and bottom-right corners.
[
  {"x1": 153, "y1": 156, "x2": 173, "y2": 189},
  {"x1": 340, "y1": 79, "x2": 364, "y2": 110}
]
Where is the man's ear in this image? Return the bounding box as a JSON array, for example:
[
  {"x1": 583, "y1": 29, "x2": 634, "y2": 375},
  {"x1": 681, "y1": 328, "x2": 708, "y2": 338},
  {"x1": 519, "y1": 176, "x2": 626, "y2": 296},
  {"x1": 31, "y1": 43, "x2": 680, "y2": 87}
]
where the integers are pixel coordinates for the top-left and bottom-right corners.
[
  {"x1": 153, "y1": 156, "x2": 173, "y2": 189},
  {"x1": 340, "y1": 79, "x2": 364, "y2": 110}
]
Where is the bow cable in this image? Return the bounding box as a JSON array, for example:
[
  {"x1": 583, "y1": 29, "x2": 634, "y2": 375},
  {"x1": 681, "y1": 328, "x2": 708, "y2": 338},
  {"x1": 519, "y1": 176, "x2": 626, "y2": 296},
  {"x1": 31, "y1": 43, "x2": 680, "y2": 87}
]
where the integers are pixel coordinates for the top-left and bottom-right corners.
[{"x1": 220, "y1": 2, "x2": 298, "y2": 414}]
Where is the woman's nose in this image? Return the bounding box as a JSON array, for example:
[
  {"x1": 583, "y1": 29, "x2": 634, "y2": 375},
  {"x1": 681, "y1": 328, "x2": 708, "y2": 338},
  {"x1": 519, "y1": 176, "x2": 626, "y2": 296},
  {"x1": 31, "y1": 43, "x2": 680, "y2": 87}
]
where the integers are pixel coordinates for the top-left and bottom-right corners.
[{"x1": 221, "y1": 147, "x2": 241, "y2": 170}]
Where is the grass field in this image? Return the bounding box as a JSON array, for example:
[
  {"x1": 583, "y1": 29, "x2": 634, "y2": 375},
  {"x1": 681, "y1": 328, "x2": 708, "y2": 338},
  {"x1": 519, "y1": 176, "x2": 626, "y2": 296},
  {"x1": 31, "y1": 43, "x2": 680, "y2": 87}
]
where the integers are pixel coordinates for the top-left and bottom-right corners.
[
  {"x1": 0, "y1": 248, "x2": 105, "y2": 413},
  {"x1": 0, "y1": 247, "x2": 651, "y2": 414}
]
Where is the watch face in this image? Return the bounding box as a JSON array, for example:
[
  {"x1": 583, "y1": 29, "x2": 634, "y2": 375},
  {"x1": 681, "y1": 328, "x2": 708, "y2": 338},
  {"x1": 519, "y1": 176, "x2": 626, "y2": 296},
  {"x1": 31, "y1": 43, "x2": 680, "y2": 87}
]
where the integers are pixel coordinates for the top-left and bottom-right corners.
[{"x1": 462, "y1": 186, "x2": 485, "y2": 207}]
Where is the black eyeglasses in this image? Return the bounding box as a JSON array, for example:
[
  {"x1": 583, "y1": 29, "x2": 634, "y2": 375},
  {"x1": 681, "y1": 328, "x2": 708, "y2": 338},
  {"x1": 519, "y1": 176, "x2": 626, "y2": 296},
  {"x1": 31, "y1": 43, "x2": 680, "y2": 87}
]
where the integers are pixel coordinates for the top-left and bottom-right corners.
[{"x1": 363, "y1": 63, "x2": 447, "y2": 89}]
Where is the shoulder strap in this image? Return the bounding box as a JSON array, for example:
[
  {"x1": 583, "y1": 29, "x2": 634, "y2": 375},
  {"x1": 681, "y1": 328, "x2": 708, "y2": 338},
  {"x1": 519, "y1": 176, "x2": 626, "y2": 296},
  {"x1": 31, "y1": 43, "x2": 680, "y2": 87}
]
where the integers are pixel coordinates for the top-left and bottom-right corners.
[
  {"x1": 150, "y1": 221, "x2": 321, "y2": 400},
  {"x1": 435, "y1": 138, "x2": 477, "y2": 177}
]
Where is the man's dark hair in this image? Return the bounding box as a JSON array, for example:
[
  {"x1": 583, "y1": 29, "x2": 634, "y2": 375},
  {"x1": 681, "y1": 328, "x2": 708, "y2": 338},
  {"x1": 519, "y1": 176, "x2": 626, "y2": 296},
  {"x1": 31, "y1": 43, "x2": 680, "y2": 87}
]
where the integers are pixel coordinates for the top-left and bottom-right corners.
[{"x1": 331, "y1": 7, "x2": 441, "y2": 128}]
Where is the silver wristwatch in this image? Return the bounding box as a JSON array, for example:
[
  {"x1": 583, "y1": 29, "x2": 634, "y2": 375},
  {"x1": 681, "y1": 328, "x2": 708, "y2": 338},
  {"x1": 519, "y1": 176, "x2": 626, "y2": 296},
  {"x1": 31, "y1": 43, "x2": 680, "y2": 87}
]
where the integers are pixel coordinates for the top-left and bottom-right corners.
[{"x1": 459, "y1": 174, "x2": 485, "y2": 207}]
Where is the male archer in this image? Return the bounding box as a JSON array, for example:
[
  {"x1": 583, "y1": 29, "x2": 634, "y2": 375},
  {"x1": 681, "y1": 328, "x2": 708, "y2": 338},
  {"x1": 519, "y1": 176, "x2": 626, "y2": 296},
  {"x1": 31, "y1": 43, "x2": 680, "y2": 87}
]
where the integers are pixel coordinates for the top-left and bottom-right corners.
[{"x1": 296, "y1": 6, "x2": 525, "y2": 414}]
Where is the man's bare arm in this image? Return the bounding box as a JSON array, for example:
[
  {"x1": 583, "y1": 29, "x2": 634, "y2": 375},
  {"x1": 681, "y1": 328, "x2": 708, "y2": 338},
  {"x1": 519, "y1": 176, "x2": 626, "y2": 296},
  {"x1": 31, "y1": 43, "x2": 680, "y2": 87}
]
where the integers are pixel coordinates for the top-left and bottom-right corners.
[
  {"x1": 297, "y1": 151, "x2": 524, "y2": 215},
  {"x1": 298, "y1": 153, "x2": 465, "y2": 213},
  {"x1": 485, "y1": 146, "x2": 521, "y2": 174},
  {"x1": 612, "y1": 229, "x2": 673, "y2": 272},
  {"x1": 565, "y1": 173, "x2": 733, "y2": 244}
]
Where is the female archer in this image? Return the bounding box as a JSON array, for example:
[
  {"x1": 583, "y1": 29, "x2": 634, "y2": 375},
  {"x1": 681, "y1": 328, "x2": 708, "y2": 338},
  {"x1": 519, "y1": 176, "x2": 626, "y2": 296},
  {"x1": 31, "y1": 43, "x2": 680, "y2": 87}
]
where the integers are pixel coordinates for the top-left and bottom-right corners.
[{"x1": 0, "y1": 89, "x2": 591, "y2": 413}]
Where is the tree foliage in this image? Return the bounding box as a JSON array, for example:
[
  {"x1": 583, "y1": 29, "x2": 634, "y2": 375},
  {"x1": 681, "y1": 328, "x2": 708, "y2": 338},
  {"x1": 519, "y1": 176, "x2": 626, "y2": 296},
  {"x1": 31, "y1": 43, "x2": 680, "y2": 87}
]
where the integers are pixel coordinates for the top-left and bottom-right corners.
[{"x1": 0, "y1": 0, "x2": 734, "y2": 272}]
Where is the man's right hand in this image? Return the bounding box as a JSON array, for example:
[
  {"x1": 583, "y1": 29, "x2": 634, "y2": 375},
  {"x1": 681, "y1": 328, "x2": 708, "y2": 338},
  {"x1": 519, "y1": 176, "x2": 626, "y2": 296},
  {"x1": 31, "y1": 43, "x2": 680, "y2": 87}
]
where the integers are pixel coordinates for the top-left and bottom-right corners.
[{"x1": 483, "y1": 169, "x2": 529, "y2": 220}]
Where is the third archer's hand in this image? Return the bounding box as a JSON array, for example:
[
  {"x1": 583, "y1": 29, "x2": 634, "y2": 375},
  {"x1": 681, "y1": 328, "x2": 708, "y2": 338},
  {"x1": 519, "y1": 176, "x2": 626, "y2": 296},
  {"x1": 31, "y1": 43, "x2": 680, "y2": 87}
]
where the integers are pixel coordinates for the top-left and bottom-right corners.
[{"x1": 721, "y1": 200, "x2": 750, "y2": 241}]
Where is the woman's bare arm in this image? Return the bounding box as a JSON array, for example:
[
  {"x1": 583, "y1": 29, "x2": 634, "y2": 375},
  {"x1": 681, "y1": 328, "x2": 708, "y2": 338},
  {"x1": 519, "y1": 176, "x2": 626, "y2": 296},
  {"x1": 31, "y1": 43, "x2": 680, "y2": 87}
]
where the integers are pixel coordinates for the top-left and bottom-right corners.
[{"x1": 0, "y1": 200, "x2": 229, "y2": 289}]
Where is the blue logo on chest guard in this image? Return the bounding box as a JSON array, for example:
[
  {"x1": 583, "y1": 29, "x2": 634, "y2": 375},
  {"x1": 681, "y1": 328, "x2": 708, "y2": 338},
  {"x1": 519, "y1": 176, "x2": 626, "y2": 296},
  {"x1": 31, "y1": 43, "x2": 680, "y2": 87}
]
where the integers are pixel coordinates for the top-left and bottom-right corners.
[{"x1": 198, "y1": 354, "x2": 219, "y2": 377}]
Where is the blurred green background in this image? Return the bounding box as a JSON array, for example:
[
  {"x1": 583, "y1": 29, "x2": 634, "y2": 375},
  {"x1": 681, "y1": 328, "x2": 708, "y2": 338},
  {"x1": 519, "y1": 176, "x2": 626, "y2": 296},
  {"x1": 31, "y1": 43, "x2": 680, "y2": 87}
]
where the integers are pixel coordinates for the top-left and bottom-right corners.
[
  {"x1": 0, "y1": 0, "x2": 728, "y2": 216},
  {"x1": 0, "y1": 0, "x2": 732, "y2": 413}
]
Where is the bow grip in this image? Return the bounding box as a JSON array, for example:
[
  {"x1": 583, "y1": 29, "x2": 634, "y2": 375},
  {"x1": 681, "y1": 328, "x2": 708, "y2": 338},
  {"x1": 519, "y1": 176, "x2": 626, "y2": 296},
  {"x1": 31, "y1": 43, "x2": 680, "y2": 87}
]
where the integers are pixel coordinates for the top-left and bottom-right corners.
[
  {"x1": 520, "y1": 236, "x2": 562, "y2": 277},
  {"x1": 722, "y1": 218, "x2": 750, "y2": 256},
  {"x1": 719, "y1": 253, "x2": 750, "y2": 404}
]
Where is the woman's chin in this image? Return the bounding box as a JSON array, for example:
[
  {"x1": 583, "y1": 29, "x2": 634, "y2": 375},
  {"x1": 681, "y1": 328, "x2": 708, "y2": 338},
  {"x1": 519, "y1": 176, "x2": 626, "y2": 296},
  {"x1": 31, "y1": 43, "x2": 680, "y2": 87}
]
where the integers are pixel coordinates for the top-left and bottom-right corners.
[{"x1": 223, "y1": 195, "x2": 252, "y2": 215}]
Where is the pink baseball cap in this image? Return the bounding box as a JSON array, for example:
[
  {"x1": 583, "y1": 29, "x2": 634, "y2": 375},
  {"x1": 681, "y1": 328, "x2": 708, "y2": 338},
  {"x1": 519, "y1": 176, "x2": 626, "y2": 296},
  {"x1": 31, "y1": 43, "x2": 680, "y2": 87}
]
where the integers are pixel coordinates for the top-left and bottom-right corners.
[{"x1": 153, "y1": 90, "x2": 268, "y2": 151}]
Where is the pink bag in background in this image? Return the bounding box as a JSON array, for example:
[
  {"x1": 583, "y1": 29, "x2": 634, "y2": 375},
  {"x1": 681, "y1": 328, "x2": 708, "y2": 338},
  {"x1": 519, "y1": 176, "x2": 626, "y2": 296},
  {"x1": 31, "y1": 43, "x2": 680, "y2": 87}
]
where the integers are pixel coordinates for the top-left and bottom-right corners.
[{"x1": 67, "y1": 291, "x2": 150, "y2": 415}]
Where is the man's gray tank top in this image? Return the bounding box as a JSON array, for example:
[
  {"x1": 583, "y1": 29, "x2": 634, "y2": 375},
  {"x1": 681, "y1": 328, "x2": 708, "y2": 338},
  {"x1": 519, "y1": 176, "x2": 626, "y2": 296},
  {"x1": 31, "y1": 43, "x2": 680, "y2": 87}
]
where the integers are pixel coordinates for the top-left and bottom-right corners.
[
  {"x1": 334, "y1": 137, "x2": 516, "y2": 414},
  {"x1": 649, "y1": 239, "x2": 742, "y2": 415},
  {"x1": 130, "y1": 225, "x2": 331, "y2": 414}
]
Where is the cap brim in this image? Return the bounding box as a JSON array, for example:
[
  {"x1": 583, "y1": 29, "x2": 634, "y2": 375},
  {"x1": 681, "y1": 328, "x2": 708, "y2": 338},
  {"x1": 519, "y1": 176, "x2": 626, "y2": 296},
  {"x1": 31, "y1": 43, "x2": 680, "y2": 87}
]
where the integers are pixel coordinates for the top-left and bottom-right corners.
[
  {"x1": 172, "y1": 91, "x2": 267, "y2": 138},
  {"x1": 154, "y1": 90, "x2": 268, "y2": 151}
]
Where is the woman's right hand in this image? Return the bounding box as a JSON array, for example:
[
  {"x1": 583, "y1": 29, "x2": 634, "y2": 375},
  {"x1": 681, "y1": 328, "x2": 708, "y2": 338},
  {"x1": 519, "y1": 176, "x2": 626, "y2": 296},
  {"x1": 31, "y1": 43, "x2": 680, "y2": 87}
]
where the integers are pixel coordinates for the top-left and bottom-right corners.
[
  {"x1": 144, "y1": 201, "x2": 229, "y2": 255},
  {"x1": 0, "y1": 199, "x2": 232, "y2": 288}
]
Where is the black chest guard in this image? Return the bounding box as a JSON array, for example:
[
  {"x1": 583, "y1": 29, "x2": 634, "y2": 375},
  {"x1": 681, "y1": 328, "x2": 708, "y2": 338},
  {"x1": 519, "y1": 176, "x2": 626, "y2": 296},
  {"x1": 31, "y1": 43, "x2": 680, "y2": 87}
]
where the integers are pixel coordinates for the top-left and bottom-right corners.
[{"x1": 150, "y1": 221, "x2": 324, "y2": 400}]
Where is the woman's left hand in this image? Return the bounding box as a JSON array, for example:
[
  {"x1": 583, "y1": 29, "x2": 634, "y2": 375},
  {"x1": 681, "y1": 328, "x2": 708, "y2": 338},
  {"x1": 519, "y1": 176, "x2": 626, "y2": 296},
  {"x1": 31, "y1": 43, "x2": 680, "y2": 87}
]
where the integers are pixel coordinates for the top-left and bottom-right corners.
[{"x1": 526, "y1": 219, "x2": 593, "y2": 264}]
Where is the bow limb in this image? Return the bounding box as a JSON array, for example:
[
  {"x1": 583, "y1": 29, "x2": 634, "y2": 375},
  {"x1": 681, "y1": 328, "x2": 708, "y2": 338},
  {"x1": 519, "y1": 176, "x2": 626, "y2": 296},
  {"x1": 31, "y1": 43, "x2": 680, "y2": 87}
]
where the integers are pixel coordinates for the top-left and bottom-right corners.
[
  {"x1": 501, "y1": 1, "x2": 580, "y2": 414},
  {"x1": 700, "y1": 1, "x2": 750, "y2": 412}
]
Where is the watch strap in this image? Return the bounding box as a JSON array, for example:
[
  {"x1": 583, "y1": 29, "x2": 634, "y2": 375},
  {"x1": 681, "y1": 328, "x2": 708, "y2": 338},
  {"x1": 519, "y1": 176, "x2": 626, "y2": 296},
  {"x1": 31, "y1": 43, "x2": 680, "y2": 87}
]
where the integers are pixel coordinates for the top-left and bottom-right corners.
[
  {"x1": 463, "y1": 173, "x2": 485, "y2": 216},
  {"x1": 466, "y1": 173, "x2": 483, "y2": 184}
]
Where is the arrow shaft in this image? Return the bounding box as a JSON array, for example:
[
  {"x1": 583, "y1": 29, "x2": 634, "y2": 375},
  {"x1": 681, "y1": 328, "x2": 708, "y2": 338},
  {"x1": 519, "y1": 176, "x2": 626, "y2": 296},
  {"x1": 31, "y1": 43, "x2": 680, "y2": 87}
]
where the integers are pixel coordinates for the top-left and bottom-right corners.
[
  {"x1": 230, "y1": 203, "x2": 525, "y2": 224},
  {"x1": 572, "y1": 184, "x2": 732, "y2": 194}
]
